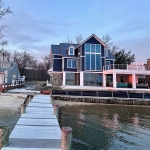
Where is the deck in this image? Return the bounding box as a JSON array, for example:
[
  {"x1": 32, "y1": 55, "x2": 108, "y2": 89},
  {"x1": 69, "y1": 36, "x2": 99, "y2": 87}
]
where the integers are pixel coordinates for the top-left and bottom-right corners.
[{"x1": 2, "y1": 94, "x2": 61, "y2": 150}]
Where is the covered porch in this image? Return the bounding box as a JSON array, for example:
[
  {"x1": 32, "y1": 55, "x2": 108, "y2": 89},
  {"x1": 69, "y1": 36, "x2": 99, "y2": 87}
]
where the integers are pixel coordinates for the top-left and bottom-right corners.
[{"x1": 103, "y1": 63, "x2": 150, "y2": 89}]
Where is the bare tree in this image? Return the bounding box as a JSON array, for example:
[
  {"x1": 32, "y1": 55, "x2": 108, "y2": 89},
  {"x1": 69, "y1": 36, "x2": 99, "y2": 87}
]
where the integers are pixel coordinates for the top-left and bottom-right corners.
[
  {"x1": 102, "y1": 34, "x2": 113, "y2": 49},
  {"x1": 42, "y1": 55, "x2": 51, "y2": 70},
  {"x1": 76, "y1": 34, "x2": 83, "y2": 44},
  {"x1": 12, "y1": 51, "x2": 36, "y2": 69},
  {"x1": 63, "y1": 37, "x2": 74, "y2": 44},
  {"x1": 0, "y1": 49, "x2": 11, "y2": 61},
  {"x1": 0, "y1": 0, "x2": 12, "y2": 58}
]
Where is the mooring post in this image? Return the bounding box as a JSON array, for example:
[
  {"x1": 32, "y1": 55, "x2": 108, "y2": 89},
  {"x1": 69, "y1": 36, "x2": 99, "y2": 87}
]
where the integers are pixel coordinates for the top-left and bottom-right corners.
[
  {"x1": 61, "y1": 126, "x2": 72, "y2": 150},
  {"x1": 21, "y1": 104, "x2": 26, "y2": 115},
  {"x1": 53, "y1": 105, "x2": 59, "y2": 118},
  {"x1": 0, "y1": 129, "x2": 2, "y2": 150}
]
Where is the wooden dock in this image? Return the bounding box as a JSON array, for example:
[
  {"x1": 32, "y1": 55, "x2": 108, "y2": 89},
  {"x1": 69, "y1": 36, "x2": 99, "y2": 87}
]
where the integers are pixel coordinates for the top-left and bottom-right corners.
[{"x1": 2, "y1": 94, "x2": 61, "y2": 150}]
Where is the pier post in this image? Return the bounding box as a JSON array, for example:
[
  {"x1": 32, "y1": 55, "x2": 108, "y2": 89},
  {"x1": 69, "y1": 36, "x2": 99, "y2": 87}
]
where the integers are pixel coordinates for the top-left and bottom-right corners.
[
  {"x1": 61, "y1": 126, "x2": 72, "y2": 150},
  {"x1": 21, "y1": 104, "x2": 26, "y2": 115},
  {"x1": 53, "y1": 105, "x2": 59, "y2": 118},
  {"x1": 0, "y1": 129, "x2": 2, "y2": 149}
]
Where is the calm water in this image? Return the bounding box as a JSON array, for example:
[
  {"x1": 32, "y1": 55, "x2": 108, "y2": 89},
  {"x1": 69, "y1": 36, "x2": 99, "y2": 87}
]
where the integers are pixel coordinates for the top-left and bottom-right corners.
[{"x1": 59, "y1": 105, "x2": 150, "y2": 150}]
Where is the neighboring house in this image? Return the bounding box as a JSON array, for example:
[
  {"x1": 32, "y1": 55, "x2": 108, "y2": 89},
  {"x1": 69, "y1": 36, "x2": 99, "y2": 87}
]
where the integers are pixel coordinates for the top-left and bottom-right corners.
[
  {"x1": 48, "y1": 34, "x2": 150, "y2": 89},
  {"x1": 0, "y1": 61, "x2": 25, "y2": 85}
]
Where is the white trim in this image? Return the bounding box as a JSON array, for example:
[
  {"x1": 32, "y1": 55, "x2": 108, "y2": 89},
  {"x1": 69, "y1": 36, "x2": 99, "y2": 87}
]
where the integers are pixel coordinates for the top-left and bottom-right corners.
[
  {"x1": 67, "y1": 59, "x2": 76, "y2": 68},
  {"x1": 63, "y1": 57, "x2": 78, "y2": 58},
  {"x1": 68, "y1": 46, "x2": 75, "y2": 55}
]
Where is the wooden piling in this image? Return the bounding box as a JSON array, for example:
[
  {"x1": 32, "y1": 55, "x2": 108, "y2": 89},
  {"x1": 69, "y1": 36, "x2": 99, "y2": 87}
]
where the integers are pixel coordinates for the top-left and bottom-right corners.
[
  {"x1": 0, "y1": 129, "x2": 2, "y2": 150},
  {"x1": 21, "y1": 104, "x2": 26, "y2": 115},
  {"x1": 53, "y1": 105, "x2": 59, "y2": 118},
  {"x1": 61, "y1": 126, "x2": 72, "y2": 150}
]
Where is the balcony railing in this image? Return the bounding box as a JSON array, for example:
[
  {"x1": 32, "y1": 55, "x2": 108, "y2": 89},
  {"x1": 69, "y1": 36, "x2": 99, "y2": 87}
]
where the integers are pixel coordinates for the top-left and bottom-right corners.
[{"x1": 103, "y1": 64, "x2": 150, "y2": 71}]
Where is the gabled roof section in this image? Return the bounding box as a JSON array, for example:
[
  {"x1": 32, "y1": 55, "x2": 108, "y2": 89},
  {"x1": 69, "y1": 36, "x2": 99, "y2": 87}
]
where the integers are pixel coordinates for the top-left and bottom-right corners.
[
  {"x1": 51, "y1": 45, "x2": 61, "y2": 55},
  {"x1": 76, "y1": 33, "x2": 107, "y2": 49},
  {"x1": 0, "y1": 62, "x2": 17, "y2": 72},
  {"x1": 67, "y1": 45, "x2": 75, "y2": 50},
  {"x1": 106, "y1": 51, "x2": 115, "y2": 60},
  {"x1": 60, "y1": 43, "x2": 79, "y2": 57}
]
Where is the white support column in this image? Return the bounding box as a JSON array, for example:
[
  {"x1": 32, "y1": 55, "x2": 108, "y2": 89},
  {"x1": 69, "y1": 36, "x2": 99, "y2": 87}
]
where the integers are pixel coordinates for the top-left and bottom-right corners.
[
  {"x1": 113, "y1": 72, "x2": 116, "y2": 88},
  {"x1": 63, "y1": 72, "x2": 66, "y2": 86},
  {"x1": 80, "y1": 72, "x2": 83, "y2": 86},
  {"x1": 132, "y1": 73, "x2": 136, "y2": 88},
  {"x1": 102, "y1": 73, "x2": 106, "y2": 87}
]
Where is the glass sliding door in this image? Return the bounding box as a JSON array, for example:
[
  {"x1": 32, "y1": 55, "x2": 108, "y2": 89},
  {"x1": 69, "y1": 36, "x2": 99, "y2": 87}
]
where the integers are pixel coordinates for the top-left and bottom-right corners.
[{"x1": 84, "y1": 73, "x2": 103, "y2": 86}]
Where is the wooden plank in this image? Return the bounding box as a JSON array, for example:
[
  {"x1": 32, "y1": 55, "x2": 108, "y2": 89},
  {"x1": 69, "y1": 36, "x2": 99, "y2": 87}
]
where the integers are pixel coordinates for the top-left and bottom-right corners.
[{"x1": 17, "y1": 118, "x2": 59, "y2": 126}]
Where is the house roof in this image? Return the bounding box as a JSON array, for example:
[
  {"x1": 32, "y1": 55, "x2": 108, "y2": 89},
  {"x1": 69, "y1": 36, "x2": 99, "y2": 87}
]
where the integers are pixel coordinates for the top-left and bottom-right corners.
[
  {"x1": 51, "y1": 34, "x2": 114, "y2": 58},
  {"x1": 59, "y1": 43, "x2": 79, "y2": 57},
  {"x1": 0, "y1": 62, "x2": 17, "y2": 72},
  {"x1": 51, "y1": 45, "x2": 61, "y2": 55}
]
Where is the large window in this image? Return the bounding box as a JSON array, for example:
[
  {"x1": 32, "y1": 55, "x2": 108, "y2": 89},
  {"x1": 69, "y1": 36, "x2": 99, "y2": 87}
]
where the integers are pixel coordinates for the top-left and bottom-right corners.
[
  {"x1": 85, "y1": 44, "x2": 101, "y2": 71},
  {"x1": 66, "y1": 73, "x2": 79, "y2": 85},
  {"x1": 67, "y1": 59, "x2": 76, "y2": 68},
  {"x1": 84, "y1": 73, "x2": 103, "y2": 86}
]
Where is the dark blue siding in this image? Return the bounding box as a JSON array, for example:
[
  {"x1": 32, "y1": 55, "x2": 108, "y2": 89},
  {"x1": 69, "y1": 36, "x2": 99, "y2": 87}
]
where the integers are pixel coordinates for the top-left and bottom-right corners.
[
  {"x1": 53, "y1": 59, "x2": 62, "y2": 71},
  {"x1": 110, "y1": 60, "x2": 114, "y2": 65},
  {"x1": 82, "y1": 44, "x2": 85, "y2": 57},
  {"x1": 64, "y1": 58, "x2": 77, "y2": 72},
  {"x1": 85, "y1": 37, "x2": 101, "y2": 44},
  {"x1": 54, "y1": 55, "x2": 62, "y2": 58},
  {"x1": 101, "y1": 46, "x2": 105, "y2": 57}
]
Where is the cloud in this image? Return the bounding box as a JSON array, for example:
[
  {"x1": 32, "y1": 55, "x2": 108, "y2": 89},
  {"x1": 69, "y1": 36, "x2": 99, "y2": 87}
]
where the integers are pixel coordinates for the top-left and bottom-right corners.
[{"x1": 2, "y1": 7, "x2": 79, "y2": 61}]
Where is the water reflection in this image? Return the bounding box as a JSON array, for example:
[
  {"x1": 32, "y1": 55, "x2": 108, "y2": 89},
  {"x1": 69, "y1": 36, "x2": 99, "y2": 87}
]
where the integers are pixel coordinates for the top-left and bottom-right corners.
[{"x1": 59, "y1": 105, "x2": 150, "y2": 150}]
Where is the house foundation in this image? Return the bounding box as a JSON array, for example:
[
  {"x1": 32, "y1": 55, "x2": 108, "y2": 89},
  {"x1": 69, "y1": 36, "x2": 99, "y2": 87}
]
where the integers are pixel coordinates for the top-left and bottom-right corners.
[{"x1": 51, "y1": 73, "x2": 63, "y2": 86}]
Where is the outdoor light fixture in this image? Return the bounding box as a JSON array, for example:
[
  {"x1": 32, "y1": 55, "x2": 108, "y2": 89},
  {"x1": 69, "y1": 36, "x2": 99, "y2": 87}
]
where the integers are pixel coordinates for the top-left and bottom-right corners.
[{"x1": 13, "y1": 75, "x2": 16, "y2": 79}]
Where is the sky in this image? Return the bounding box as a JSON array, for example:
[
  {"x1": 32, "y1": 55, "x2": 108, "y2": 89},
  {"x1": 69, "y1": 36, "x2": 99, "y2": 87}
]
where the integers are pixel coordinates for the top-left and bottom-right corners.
[{"x1": 1, "y1": 0, "x2": 150, "y2": 62}]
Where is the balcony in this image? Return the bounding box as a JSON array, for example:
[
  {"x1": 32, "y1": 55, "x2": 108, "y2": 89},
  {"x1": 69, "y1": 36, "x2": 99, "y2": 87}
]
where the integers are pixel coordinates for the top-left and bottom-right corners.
[{"x1": 103, "y1": 64, "x2": 150, "y2": 71}]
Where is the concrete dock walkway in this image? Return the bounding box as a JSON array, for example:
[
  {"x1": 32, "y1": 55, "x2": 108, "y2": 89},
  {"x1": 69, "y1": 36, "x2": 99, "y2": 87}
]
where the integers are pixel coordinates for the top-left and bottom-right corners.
[{"x1": 2, "y1": 94, "x2": 61, "y2": 150}]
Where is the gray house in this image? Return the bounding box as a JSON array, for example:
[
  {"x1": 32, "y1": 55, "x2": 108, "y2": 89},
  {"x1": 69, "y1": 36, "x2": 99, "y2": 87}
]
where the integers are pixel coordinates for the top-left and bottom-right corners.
[{"x1": 0, "y1": 61, "x2": 20, "y2": 84}]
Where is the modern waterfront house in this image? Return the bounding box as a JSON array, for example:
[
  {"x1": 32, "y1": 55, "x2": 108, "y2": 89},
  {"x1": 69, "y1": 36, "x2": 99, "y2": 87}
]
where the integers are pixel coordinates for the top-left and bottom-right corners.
[
  {"x1": 48, "y1": 34, "x2": 150, "y2": 89},
  {"x1": 0, "y1": 61, "x2": 25, "y2": 85}
]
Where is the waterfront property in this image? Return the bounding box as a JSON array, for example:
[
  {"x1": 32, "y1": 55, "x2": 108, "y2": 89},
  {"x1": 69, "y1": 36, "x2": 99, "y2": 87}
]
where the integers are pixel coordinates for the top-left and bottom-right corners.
[{"x1": 48, "y1": 34, "x2": 150, "y2": 89}]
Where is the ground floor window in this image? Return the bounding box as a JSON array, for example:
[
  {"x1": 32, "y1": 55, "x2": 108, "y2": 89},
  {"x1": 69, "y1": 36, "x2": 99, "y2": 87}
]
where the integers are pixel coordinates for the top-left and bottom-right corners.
[
  {"x1": 84, "y1": 73, "x2": 102, "y2": 86},
  {"x1": 65, "y1": 73, "x2": 80, "y2": 85}
]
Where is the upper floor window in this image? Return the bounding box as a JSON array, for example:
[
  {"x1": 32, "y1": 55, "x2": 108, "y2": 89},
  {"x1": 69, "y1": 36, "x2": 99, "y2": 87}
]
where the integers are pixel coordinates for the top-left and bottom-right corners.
[
  {"x1": 85, "y1": 43, "x2": 101, "y2": 71},
  {"x1": 69, "y1": 47, "x2": 74, "y2": 55},
  {"x1": 67, "y1": 59, "x2": 76, "y2": 68},
  {"x1": 105, "y1": 48, "x2": 108, "y2": 57}
]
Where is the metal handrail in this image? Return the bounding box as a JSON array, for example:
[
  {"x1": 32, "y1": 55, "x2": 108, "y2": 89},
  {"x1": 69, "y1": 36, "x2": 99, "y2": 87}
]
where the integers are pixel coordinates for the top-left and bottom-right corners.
[{"x1": 103, "y1": 64, "x2": 150, "y2": 71}]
